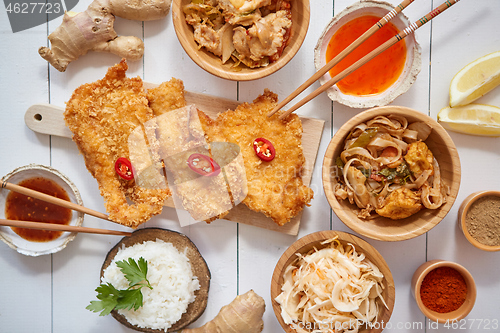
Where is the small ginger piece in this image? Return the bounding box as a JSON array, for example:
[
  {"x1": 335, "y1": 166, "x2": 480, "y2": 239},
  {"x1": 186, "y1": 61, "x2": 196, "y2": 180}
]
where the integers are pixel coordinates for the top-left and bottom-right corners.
[
  {"x1": 39, "y1": 0, "x2": 171, "y2": 72},
  {"x1": 182, "y1": 290, "x2": 265, "y2": 333}
]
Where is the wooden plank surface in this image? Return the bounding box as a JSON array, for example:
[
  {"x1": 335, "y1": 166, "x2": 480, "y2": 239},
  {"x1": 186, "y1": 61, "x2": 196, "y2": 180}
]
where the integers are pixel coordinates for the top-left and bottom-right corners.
[{"x1": 25, "y1": 88, "x2": 325, "y2": 235}]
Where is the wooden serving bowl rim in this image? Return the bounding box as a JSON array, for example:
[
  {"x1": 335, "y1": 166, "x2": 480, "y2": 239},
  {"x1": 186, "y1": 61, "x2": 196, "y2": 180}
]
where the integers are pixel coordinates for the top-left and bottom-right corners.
[
  {"x1": 100, "y1": 228, "x2": 211, "y2": 332},
  {"x1": 172, "y1": 0, "x2": 310, "y2": 81},
  {"x1": 271, "y1": 230, "x2": 395, "y2": 333},
  {"x1": 411, "y1": 259, "x2": 476, "y2": 323},
  {"x1": 458, "y1": 190, "x2": 500, "y2": 251},
  {"x1": 322, "y1": 106, "x2": 461, "y2": 241}
]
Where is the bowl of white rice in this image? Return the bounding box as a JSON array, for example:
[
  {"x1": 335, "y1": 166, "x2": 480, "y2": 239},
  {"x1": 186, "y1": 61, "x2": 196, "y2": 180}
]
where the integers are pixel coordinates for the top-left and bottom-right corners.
[{"x1": 100, "y1": 228, "x2": 211, "y2": 332}]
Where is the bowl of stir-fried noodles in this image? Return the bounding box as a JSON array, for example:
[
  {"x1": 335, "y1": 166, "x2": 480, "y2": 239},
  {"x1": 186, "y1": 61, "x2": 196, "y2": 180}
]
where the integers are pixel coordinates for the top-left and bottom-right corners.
[
  {"x1": 271, "y1": 230, "x2": 395, "y2": 333},
  {"x1": 172, "y1": 0, "x2": 310, "y2": 81},
  {"x1": 322, "y1": 106, "x2": 461, "y2": 241}
]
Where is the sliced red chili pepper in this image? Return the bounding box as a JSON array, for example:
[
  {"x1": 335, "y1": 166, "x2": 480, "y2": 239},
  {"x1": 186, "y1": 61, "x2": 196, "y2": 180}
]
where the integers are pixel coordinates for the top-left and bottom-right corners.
[
  {"x1": 253, "y1": 138, "x2": 276, "y2": 162},
  {"x1": 115, "y1": 157, "x2": 134, "y2": 180},
  {"x1": 187, "y1": 153, "x2": 221, "y2": 177}
]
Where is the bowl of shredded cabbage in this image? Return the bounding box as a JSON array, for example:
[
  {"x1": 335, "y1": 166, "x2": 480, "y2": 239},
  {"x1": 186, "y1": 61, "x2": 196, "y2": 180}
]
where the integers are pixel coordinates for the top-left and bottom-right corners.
[
  {"x1": 322, "y1": 106, "x2": 461, "y2": 241},
  {"x1": 271, "y1": 230, "x2": 395, "y2": 333}
]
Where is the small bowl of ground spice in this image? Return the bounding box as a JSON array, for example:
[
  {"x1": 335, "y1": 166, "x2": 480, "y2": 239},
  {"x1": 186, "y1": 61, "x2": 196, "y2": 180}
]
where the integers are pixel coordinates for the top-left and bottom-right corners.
[
  {"x1": 458, "y1": 191, "x2": 500, "y2": 251},
  {"x1": 411, "y1": 260, "x2": 476, "y2": 323}
]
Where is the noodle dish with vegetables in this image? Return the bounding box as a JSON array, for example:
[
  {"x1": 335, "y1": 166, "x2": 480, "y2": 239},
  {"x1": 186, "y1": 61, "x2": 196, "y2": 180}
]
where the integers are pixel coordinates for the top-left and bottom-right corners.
[{"x1": 334, "y1": 115, "x2": 449, "y2": 220}]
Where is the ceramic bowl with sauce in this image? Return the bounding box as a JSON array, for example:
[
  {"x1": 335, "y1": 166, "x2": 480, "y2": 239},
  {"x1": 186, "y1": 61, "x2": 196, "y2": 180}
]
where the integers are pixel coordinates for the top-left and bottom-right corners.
[
  {"x1": 411, "y1": 260, "x2": 476, "y2": 323},
  {"x1": 458, "y1": 190, "x2": 500, "y2": 252},
  {"x1": 314, "y1": 0, "x2": 421, "y2": 108},
  {"x1": 172, "y1": 0, "x2": 310, "y2": 81},
  {"x1": 0, "y1": 164, "x2": 84, "y2": 256},
  {"x1": 322, "y1": 106, "x2": 461, "y2": 241}
]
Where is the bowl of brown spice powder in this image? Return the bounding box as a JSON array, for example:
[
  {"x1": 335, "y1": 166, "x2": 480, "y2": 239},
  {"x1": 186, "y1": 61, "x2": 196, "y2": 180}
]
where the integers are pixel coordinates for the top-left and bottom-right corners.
[
  {"x1": 458, "y1": 190, "x2": 500, "y2": 251},
  {"x1": 411, "y1": 260, "x2": 476, "y2": 323}
]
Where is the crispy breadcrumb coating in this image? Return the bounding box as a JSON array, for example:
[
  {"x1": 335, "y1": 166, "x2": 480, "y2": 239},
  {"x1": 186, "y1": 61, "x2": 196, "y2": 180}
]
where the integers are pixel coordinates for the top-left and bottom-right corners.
[
  {"x1": 65, "y1": 61, "x2": 312, "y2": 227},
  {"x1": 147, "y1": 78, "x2": 187, "y2": 116},
  {"x1": 147, "y1": 82, "x2": 231, "y2": 222},
  {"x1": 64, "y1": 59, "x2": 170, "y2": 228},
  {"x1": 199, "y1": 90, "x2": 314, "y2": 226}
]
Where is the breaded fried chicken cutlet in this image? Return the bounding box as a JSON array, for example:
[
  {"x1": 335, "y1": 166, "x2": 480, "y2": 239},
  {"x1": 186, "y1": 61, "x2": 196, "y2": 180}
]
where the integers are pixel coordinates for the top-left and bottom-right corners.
[
  {"x1": 147, "y1": 78, "x2": 187, "y2": 115},
  {"x1": 199, "y1": 90, "x2": 314, "y2": 226},
  {"x1": 65, "y1": 60, "x2": 312, "y2": 227},
  {"x1": 147, "y1": 82, "x2": 236, "y2": 222},
  {"x1": 64, "y1": 59, "x2": 170, "y2": 228}
]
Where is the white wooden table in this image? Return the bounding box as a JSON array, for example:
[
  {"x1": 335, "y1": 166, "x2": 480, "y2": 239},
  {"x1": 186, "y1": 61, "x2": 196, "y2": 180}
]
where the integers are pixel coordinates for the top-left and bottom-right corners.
[{"x1": 1, "y1": 0, "x2": 500, "y2": 332}]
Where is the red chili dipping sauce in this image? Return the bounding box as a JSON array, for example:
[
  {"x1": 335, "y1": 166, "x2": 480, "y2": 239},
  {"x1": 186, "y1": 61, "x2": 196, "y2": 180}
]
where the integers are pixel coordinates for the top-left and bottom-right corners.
[
  {"x1": 5, "y1": 177, "x2": 72, "y2": 242},
  {"x1": 326, "y1": 15, "x2": 407, "y2": 96}
]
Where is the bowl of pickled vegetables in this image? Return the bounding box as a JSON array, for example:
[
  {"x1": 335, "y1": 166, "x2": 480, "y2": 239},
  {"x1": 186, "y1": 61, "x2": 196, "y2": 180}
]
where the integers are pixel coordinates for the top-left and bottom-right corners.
[
  {"x1": 271, "y1": 230, "x2": 395, "y2": 333},
  {"x1": 172, "y1": 0, "x2": 310, "y2": 81}
]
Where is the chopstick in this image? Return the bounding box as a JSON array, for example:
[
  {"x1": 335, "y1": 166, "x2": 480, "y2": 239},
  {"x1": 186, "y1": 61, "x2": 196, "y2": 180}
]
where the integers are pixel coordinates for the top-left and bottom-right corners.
[
  {"x1": 272, "y1": 0, "x2": 461, "y2": 120},
  {"x1": 2, "y1": 180, "x2": 110, "y2": 221},
  {"x1": 268, "y1": 0, "x2": 416, "y2": 117},
  {"x1": 0, "y1": 219, "x2": 132, "y2": 236}
]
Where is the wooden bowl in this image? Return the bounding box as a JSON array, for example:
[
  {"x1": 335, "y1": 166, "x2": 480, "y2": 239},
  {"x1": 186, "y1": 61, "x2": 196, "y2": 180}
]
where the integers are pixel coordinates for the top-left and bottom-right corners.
[
  {"x1": 101, "y1": 228, "x2": 211, "y2": 332},
  {"x1": 172, "y1": 0, "x2": 310, "y2": 81},
  {"x1": 322, "y1": 106, "x2": 461, "y2": 241},
  {"x1": 458, "y1": 190, "x2": 500, "y2": 251},
  {"x1": 271, "y1": 230, "x2": 395, "y2": 333},
  {"x1": 411, "y1": 260, "x2": 476, "y2": 323}
]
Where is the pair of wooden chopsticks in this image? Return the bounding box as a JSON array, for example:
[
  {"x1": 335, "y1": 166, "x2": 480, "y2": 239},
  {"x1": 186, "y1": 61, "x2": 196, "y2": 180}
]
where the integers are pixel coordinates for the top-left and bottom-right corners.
[
  {"x1": 1, "y1": 180, "x2": 132, "y2": 236},
  {"x1": 268, "y1": 0, "x2": 461, "y2": 119}
]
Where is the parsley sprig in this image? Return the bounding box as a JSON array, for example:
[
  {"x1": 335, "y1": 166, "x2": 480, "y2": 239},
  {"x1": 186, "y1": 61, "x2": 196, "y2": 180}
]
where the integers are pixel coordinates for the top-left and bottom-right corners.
[{"x1": 87, "y1": 257, "x2": 152, "y2": 316}]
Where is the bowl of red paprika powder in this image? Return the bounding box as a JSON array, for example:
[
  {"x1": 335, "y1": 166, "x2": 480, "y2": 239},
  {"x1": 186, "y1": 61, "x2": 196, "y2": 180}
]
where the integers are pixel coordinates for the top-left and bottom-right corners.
[{"x1": 411, "y1": 260, "x2": 476, "y2": 323}]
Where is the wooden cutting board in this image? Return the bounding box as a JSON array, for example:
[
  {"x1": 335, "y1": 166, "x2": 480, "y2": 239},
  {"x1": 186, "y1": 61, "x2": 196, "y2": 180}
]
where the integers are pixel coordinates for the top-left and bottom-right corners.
[{"x1": 25, "y1": 88, "x2": 325, "y2": 236}]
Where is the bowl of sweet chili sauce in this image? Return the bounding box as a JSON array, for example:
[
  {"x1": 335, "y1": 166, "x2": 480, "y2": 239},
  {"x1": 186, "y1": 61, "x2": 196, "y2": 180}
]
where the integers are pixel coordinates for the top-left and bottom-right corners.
[
  {"x1": 314, "y1": 0, "x2": 422, "y2": 108},
  {"x1": 0, "y1": 164, "x2": 84, "y2": 256}
]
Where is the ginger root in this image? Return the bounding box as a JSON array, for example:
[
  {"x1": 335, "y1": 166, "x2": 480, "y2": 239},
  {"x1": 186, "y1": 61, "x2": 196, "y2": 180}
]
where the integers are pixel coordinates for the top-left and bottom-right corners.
[
  {"x1": 182, "y1": 290, "x2": 266, "y2": 333},
  {"x1": 39, "y1": 0, "x2": 171, "y2": 72}
]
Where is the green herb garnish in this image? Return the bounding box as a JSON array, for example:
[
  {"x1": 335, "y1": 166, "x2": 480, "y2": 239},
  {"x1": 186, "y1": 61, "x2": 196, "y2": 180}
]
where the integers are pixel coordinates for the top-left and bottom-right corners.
[
  {"x1": 395, "y1": 160, "x2": 412, "y2": 184},
  {"x1": 349, "y1": 127, "x2": 378, "y2": 149},
  {"x1": 86, "y1": 257, "x2": 152, "y2": 316},
  {"x1": 378, "y1": 161, "x2": 412, "y2": 184},
  {"x1": 335, "y1": 156, "x2": 345, "y2": 173}
]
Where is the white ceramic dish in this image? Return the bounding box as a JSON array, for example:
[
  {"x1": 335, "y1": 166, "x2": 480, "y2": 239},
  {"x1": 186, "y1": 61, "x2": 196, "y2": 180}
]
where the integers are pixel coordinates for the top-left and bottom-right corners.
[
  {"x1": 0, "y1": 164, "x2": 84, "y2": 256},
  {"x1": 314, "y1": 0, "x2": 421, "y2": 108}
]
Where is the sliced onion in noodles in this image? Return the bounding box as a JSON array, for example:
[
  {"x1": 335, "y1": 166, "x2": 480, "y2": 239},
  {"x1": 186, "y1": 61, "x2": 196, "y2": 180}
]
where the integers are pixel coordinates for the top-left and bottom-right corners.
[{"x1": 408, "y1": 121, "x2": 432, "y2": 141}]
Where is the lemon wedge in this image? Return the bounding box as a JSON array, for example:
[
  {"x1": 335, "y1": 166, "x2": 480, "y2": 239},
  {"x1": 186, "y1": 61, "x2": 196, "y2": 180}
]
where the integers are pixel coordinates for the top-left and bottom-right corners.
[
  {"x1": 449, "y1": 51, "x2": 500, "y2": 107},
  {"x1": 438, "y1": 104, "x2": 500, "y2": 137}
]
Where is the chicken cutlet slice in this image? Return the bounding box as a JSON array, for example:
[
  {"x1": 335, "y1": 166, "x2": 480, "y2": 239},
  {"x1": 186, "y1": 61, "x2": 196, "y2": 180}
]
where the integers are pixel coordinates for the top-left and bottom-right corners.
[
  {"x1": 147, "y1": 78, "x2": 187, "y2": 116},
  {"x1": 198, "y1": 89, "x2": 314, "y2": 226},
  {"x1": 147, "y1": 83, "x2": 232, "y2": 222},
  {"x1": 64, "y1": 59, "x2": 170, "y2": 228}
]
